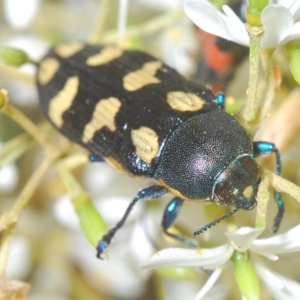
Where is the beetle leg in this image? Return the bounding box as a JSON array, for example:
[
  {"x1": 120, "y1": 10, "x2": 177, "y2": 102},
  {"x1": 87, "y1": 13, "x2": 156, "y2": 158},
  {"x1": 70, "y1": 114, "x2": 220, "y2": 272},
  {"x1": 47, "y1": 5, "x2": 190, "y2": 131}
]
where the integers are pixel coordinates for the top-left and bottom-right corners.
[
  {"x1": 96, "y1": 185, "x2": 168, "y2": 259},
  {"x1": 253, "y1": 141, "x2": 284, "y2": 233},
  {"x1": 162, "y1": 197, "x2": 198, "y2": 248},
  {"x1": 216, "y1": 92, "x2": 225, "y2": 110},
  {"x1": 89, "y1": 154, "x2": 105, "y2": 162}
]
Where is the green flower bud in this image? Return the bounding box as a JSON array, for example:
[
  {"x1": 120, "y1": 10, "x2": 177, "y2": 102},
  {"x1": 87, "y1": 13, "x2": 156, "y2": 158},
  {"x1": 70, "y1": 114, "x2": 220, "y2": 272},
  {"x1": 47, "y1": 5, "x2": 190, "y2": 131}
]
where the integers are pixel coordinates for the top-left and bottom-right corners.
[
  {"x1": 231, "y1": 250, "x2": 260, "y2": 300},
  {"x1": 73, "y1": 195, "x2": 107, "y2": 247},
  {"x1": 0, "y1": 46, "x2": 29, "y2": 66}
]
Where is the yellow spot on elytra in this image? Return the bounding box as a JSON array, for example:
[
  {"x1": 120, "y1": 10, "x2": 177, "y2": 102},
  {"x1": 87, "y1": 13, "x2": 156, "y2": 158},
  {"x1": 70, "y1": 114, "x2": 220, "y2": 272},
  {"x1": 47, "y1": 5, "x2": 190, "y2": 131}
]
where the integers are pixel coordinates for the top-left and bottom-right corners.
[
  {"x1": 86, "y1": 46, "x2": 123, "y2": 66},
  {"x1": 123, "y1": 61, "x2": 162, "y2": 91},
  {"x1": 55, "y1": 42, "x2": 85, "y2": 58},
  {"x1": 38, "y1": 57, "x2": 60, "y2": 85},
  {"x1": 167, "y1": 91, "x2": 205, "y2": 112},
  {"x1": 243, "y1": 185, "x2": 254, "y2": 199},
  {"x1": 82, "y1": 97, "x2": 122, "y2": 143},
  {"x1": 48, "y1": 76, "x2": 79, "y2": 128},
  {"x1": 131, "y1": 126, "x2": 159, "y2": 164}
]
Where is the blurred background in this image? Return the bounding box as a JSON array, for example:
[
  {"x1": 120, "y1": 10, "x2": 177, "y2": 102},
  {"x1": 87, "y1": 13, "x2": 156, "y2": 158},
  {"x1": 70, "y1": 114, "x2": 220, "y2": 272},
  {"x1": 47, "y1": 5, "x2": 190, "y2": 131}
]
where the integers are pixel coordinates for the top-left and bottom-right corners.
[{"x1": 0, "y1": 0, "x2": 300, "y2": 299}]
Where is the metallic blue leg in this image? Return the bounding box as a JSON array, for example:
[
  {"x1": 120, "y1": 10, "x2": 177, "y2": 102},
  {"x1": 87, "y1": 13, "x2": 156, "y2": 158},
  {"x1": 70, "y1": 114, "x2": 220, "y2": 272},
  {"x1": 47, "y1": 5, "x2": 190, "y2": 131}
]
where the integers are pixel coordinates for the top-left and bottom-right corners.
[
  {"x1": 89, "y1": 154, "x2": 104, "y2": 162},
  {"x1": 216, "y1": 93, "x2": 225, "y2": 110},
  {"x1": 96, "y1": 185, "x2": 168, "y2": 259},
  {"x1": 253, "y1": 141, "x2": 284, "y2": 233},
  {"x1": 162, "y1": 198, "x2": 197, "y2": 248}
]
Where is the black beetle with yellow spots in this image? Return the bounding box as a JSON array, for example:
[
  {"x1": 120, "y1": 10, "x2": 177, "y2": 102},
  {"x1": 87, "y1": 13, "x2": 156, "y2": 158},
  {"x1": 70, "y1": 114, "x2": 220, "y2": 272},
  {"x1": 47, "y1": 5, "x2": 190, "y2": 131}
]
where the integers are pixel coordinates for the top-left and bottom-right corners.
[{"x1": 36, "y1": 42, "x2": 284, "y2": 259}]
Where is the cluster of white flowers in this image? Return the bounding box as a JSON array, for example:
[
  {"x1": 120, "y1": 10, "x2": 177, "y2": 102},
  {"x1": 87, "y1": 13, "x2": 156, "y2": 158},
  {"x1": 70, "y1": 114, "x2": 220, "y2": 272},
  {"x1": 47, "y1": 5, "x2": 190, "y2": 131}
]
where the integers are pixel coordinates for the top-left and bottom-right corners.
[
  {"x1": 1, "y1": 0, "x2": 300, "y2": 299},
  {"x1": 142, "y1": 225, "x2": 300, "y2": 299},
  {"x1": 183, "y1": 0, "x2": 300, "y2": 49}
]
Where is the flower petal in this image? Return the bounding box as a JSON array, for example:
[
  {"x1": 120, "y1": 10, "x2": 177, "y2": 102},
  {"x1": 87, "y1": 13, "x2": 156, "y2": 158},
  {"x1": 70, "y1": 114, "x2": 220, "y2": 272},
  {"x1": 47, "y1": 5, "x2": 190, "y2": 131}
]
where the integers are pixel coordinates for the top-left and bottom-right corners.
[
  {"x1": 3, "y1": 0, "x2": 40, "y2": 30},
  {"x1": 277, "y1": 0, "x2": 300, "y2": 19},
  {"x1": 222, "y1": 4, "x2": 244, "y2": 24},
  {"x1": 193, "y1": 268, "x2": 223, "y2": 300},
  {"x1": 255, "y1": 264, "x2": 300, "y2": 299},
  {"x1": 140, "y1": 244, "x2": 234, "y2": 270},
  {"x1": 282, "y1": 21, "x2": 300, "y2": 44},
  {"x1": 251, "y1": 224, "x2": 300, "y2": 259},
  {"x1": 183, "y1": 0, "x2": 249, "y2": 46},
  {"x1": 0, "y1": 162, "x2": 18, "y2": 193},
  {"x1": 291, "y1": 3, "x2": 300, "y2": 21},
  {"x1": 276, "y1": 0, "x2": 297, "y2": 10},
  {"x1": 225, "y1": 227, "x2": 264, "y2": 252},
  {"x1": 261, "y1": 4, "x2": 294, "y2": 48}
]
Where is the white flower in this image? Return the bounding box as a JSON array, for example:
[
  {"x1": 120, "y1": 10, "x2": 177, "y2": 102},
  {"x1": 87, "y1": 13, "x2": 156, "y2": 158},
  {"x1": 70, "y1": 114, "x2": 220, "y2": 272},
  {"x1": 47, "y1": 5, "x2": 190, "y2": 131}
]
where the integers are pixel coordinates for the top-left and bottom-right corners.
[
  {"x1": 3, "y1": 0, "x2": 40, "y2": 30},
  {"x1": 183, "y1": 0, "x2": 300, "y2": 49},
  {"x1": 0, "y1": 142, "x2": 19, "y2": 193},
  {"x1": 141, "y1": 225, "x2": 300, "y2": 299},
  {"x1": 52, "y1": 162, "x2": 155, "y2": 299}
]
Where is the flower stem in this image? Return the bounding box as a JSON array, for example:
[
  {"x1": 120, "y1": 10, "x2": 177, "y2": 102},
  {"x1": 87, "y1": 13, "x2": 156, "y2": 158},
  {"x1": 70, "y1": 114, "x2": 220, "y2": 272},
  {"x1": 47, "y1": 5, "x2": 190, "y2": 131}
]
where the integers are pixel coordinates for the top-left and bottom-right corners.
[
  {"x1": 0, "y1": 90, "x2": 69, "y2": 275},
  {"x1": 255, "y1": 173, "x2": 270, "y2": 229},
  {"x1": 0, "y1": 133, "x2": 33, "y2": 168},
  {"x1": 94, "y1": 8, "x2": 183, "y2": 44},
  {"x1": 0, "y1": 228, "x2": 12, "y2": 275},
  {"x1": 243, "y1": 24, "x2": 264, "y2": 131},
  {"x1": 55, "y1": 156, "x2": 107, "y2": 247},
  {"x1": 88, "y1": 0, "x2": 111, "y2": 44},
  {"x1": 0, "y1": 90, "x2": 53, "y2": 153},
  {"x1": 259, "y1": 49, "x2": 276, "y2": 121},
  {"x1": 265, "y1": 170, "x2": 300, "y2": 203},
  {"x1": 0, "y1": 149, "x2": 62, "y2": 274},
  {"x1": 118, "y1": 0, "x2": 128, "y2": 42}
]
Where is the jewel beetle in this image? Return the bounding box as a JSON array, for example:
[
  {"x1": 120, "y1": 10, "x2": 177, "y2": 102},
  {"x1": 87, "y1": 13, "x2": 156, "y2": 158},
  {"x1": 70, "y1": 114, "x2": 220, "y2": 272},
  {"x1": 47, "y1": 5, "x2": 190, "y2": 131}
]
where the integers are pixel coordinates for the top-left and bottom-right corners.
[{"x1": 36, "y1": 42, "x2": 284, "y2": 259}]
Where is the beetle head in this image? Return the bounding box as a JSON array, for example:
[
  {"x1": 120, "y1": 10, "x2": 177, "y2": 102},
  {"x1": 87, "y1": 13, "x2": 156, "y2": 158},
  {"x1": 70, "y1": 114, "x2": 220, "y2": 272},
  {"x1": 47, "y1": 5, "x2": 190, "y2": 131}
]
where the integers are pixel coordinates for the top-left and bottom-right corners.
[{"x1": 212, "y1": 155, "x2": 259, "y2": 210}]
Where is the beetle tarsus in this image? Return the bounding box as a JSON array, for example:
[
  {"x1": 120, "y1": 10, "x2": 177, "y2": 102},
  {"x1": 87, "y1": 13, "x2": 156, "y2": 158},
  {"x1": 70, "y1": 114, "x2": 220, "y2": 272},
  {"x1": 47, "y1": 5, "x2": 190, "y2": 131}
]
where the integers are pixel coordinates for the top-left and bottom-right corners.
[
  {"x1": 272, "y1": 197, "x2": 285, "y2": 233},
  {"x1": 95, "y1": 185, "x2": 169, "y2": 258}
]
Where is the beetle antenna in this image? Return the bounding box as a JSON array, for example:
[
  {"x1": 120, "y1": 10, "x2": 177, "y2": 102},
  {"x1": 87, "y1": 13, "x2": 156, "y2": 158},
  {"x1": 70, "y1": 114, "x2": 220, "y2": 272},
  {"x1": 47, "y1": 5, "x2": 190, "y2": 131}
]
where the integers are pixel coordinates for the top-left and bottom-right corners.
[{"x1": 193, "y1": 207, "x2": 240, "y2": 236}]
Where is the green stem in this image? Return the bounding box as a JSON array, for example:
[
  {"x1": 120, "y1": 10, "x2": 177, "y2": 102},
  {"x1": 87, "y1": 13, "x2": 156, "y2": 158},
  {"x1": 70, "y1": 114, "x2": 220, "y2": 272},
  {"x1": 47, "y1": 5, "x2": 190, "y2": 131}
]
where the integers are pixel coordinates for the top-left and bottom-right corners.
[
  {"x1": 56, "y1": 154, "x2": 89, "y2": 174},
  {"x1": 0, "y1": 64, "x2": 34, "y2": 84},
  {"x1": 264, "y1": 169, "x2": 300, "y2": 203},
  {"x1": 55, "y1": 158, "x2": 87, "y2": 199},
  {"x1": 0, "y1": 228, "x2": 13, "y2": 275},
  {"x1": 0, "y1": 133, "x2": 33, "y2": 168},
  {"x1": 0, "y1": 90, "x2": 53, "y2": 153},
  {"x1": 0, "y1": 149, "x2": 63, "y2": 275},
  {"x1": 243, "y1": 24, "x2": 264, "y2": 131},
  {"x1": 255, "y1": 173, "x2": 270, "y2": 229},
  {"x1": 259, "y1": 49, "x2": 276, "y2": 121},
  {"x1": 55, "y1": 158, "x2": 107, "y2": 247},
  {"x1": 94, "y1": 8, "x2": 184, "y2": 44},
  {"x1": 88, "y1": 0, "x2": 112, "y2": 44},
  {"x1": 0, "y1": 90, "x2": 69, "y2": 275}
]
